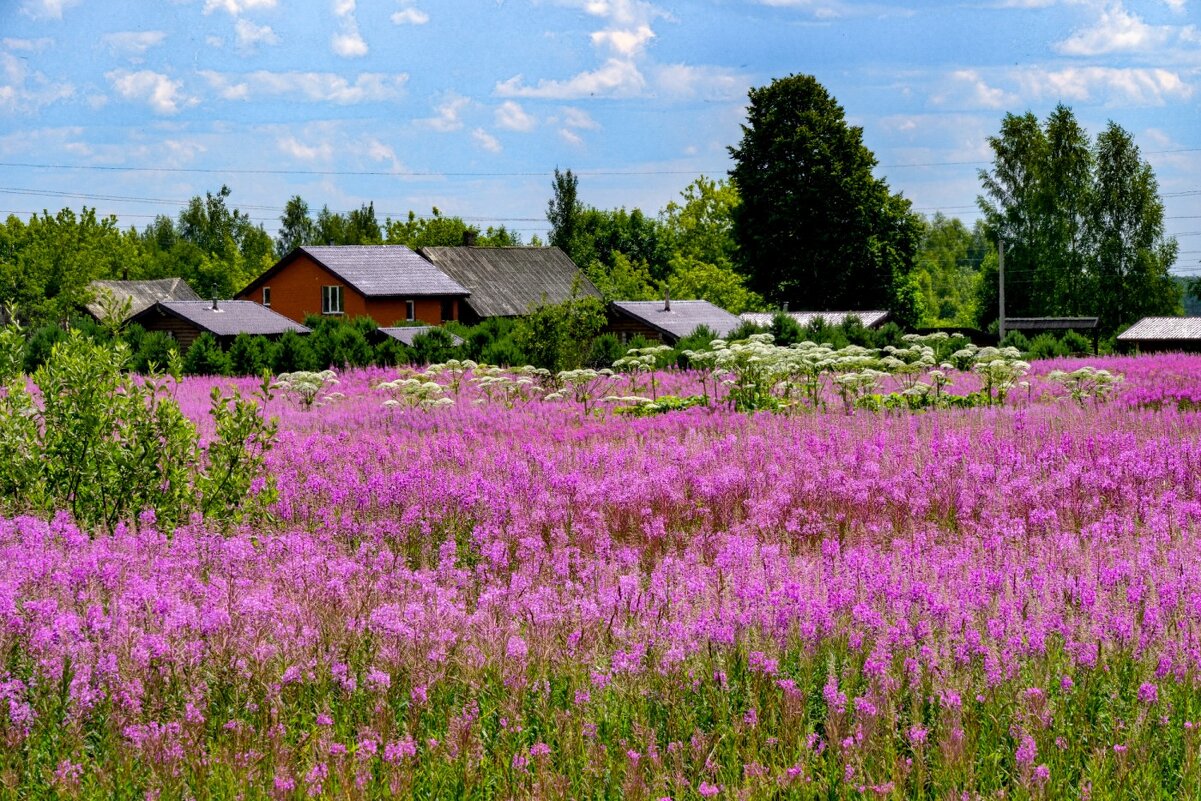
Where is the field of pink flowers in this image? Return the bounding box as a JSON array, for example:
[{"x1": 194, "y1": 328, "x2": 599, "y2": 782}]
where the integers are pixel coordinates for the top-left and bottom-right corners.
[{"x1": 3, "y1": 353, "x2": 1201, "y2": 799}]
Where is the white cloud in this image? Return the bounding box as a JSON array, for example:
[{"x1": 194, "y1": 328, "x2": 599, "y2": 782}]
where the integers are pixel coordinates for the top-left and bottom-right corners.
[
  {"x1": 203, "y1": 0, "x2": 277, "y2": 15},
  {"x1": 1163, "y1": 0, "x2": 1186, "y2": 10},
  {"x1": 1054, "y1": 3, "x2": 1198, "y2": 56},
  {"x1": 3, "y1": 38, "x2": 53, "y2": 53},
  {"x1": 653, "y1": 63, "x2": 744, "y2": 99},
  {"x1": 102, "y1": 31, "x2": 168, "y2": 60},
  {"x1": 421, "y1": 93, "x2": 471, "y2": 131},
  {"x1": 932, "y1": 69, "x2": 1017, "y2": 109},
  {"x1": 105, "y1": 69, "x2": 193, "y2": 114},
  {"x1": 277, "y1": 135, "x2": 334, "y2": 161},
  {"x1": 495, "y1": 100, "x2": 536, "y2": 132},
  {"x1": 559, "y1": 128, "x2": 585, "y2": 146},
  {"x1": 472, "y1": 128, "x2": 502, "y2": 153},
  {"x1": 20, "y1": 0, "x2": 80, "y2": 20},
  {"x1": 1013, "y1": 65, "x2": 1193, "y2": 104},
  {"x1": 364, "y1": 137, "x2": 406, "y2": 172},
  {"x1": 200, "y1": 70, "x2": 408, "y2": 103},
  {"x1": 560, "y1": 106, "x2": 600, "y2": 129},
  {"x1": 205, "y1": 35, "x2": 225, "y2": 49},
  {"x1": 235, "y1": 19, "x2": 279, "y2": 52},
  {"x1": 590, "y1": 25, "x2": 655, "y2": 56},
  {"x1": 332, "y1": 0, "x2": 368, "y2": 57},
  {"x1": 755, "y1": 0, "x2": 844, "y2": 18},
  {"x1": 496, "y1": 58, "x2": 645, "y2": 99},
  {"x1": 0, "y1": 53, "x2": 73, "y2": 111},
  {"x1": 391, "y1": 1, "x2": 429, "y2": 24}
]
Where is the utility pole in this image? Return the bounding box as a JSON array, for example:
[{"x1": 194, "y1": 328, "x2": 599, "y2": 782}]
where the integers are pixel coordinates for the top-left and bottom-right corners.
[{"x1": 997, "y1": 239, "x2": 1006, "y2": 344}]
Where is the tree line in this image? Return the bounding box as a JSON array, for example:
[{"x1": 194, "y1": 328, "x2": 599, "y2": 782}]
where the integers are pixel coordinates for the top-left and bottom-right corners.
[{"x1": 0, "y1": 74, "x2": 1189, "y2": 336}]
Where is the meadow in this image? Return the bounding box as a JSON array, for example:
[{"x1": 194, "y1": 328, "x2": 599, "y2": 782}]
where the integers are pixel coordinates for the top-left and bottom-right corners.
[{"x1": 3, "y1": 350, "x2": 1201, "y2": 799}]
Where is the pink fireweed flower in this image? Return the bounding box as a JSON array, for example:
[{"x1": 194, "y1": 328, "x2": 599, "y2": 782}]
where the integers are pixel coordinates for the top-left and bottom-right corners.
[
  {"x1": 1138, "y1": 683, "x2": 1159, "y2": 705},
  {"x1": 530, "y1": 742, "x2": 551, "y2": 758},
  {"x1": 698, "y1": 782, "x2": 721, "y2": 797},
  {"x1": 1015, "y1": 734, "x2": 1037, "y2": 767}
]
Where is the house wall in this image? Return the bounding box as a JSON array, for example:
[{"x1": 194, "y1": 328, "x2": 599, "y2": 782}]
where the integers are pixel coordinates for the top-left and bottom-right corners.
[
  {"x1": 137, "y1": 312, "x2": 203, "y2": 353},
  {"x1": 238, "y1": 253, "x2": 459, "y2": 326},
  {"x1": 605, "y1": 315, "x2": 669, "y2": 344}
]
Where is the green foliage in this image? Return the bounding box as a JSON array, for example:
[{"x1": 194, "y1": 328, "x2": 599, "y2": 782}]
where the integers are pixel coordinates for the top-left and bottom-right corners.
[
  {"x1": 307, "y1": 319, "x2": 373, "y2": 369},
  {"x1": 978, "y1": 106, "x2": 1179, "y2": 333},
  {"x1": 513, "y1": 294, "x2": 607, "y2": 372},
  {"x1": 1047, "y1": 365, "x2": 1124, "y2": 405},
  {"x1": 271, "y1": 329, "x2": 317, "y2": 373},
  {"x1": 615, "y1": 393, "x2": 707, "y2": 417},
  {"x1": 915, "y1": 213, "x2": 988, "y2": 326},
  {"x1": 1027, "y1": 332, "x2": 1071, "y2": 360},
  {"x1": 999, "y1": 330, "x2": 1031, "y2": 351},
  {"x1": 130, "y1": 330, "x2": 178, "y2": 374},
  {"x1": 272, "y1": 369, "x2": 339, "y2": 411},
  {"x1": 182, "y1": 332, "x2": 231, "y2": 376},
  {"x1": 228, "y1": 333, "x2": 273, "y2": 375},
  {"x1": 667, "y1": 257, "x2": 763, "y2": 315},
  {"x1": 1060, "y1": 329, "x2": 1093, "y2": 355},
  {"x1": 586, "y1": 332, "x2": 625, "y2": 370},
  {"x1": 411, "y1": 327, "x2": 461, "y2": 365},
  {"x1": 0, "y1": 329, "x2": 277, "y2": 532},
  {"x1": 728, "y1": 74, "x2": 922, "y2": 324},
  {"x1": 385, "y1": 207, "x2": 522, "y2": 248}
]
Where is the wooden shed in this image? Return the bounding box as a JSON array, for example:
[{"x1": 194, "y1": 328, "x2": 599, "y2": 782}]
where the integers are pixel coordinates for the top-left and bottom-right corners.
[
  {"x1": 1117, "y1": 317, "x2": 1201, "y2": 353},
  {"x1": 85, "y1": 278, "x2": 201, "y2": 323},
  {"x1": 128, "y1": 300, "x2": 309, "y2": 353},
  {"x1": 419, "y1": 246, "x2": 601, "y2": 325},
  {"x1": 607, "y1": 299, "x2": 742, "y2": 344}
]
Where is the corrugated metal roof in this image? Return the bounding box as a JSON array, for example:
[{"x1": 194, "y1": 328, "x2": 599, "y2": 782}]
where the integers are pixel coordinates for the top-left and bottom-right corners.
[
  {"x1": 1117, "y1": 317, "x2": 1201, "y2": 341},
  {"x1": 86, "y1": 278, "x2": 201, "y2": 320},
  {"x1": 740, "y1": 310, "x2": 891, "y2": 329},
  {"x1": 377, "y1": 326, "x2": 465, "y2": 347},
  {"x1": 1006, "y1": 317, "x2": 1098, "y2": 330},
  {"x1": 139, "y1": 301, "x2": 310, "y2": 337},
  {"x1": 300, "y1": 246, "x2": 470, "y2": 297},
  {"x1": 611, "y1": 300, "x2": 742, "y2": 341},
  {"x1": 421, "y1": 246, "x2": 600, "y2": 318}
]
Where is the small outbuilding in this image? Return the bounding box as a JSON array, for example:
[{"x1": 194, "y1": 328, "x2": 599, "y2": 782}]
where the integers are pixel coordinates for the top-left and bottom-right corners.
[
  {"x1": 740, "y1": 310, "x2": 891, "y2": 329},
  {"x1": 128, "y1": 300, "x2": 309, "y2": 353},
  {"x1": 238, "y1": 246, "x2": 470, "y2": 327},
  {"x1": 607, "y1": 299, "x2": 742, "y2": 344},
  {"x1": 374, "y1": 326, "x2": 465, "y2": 348},
  {"x1": 85, "y1": 278, "x2": 201, "y2": 323},
  {"x1": 1117, "y1": 317, "x2": 1201, "y2": 353},
  {"x1": 419, "y1": 245, "x2": 601, "y2": 325}
]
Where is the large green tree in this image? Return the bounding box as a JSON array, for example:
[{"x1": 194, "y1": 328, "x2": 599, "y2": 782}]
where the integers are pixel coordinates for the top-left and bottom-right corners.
[
  {"x1": 728, "y1": 74, "x2": 923, "y2": 325},
  {"x1": 913, "y1": 213, "x2": 989, "y2": 326},
  {"x1": 978, "y1": 107, "x2": 1178, "y2": 332}
]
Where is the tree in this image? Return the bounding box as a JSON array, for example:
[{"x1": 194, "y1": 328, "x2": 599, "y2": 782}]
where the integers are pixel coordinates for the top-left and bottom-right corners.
[
  {"x1": 547, "y1": 168, "x2": 581, "y2": 261},
  {"x1": 277, "y1": 195, "x2": 315, "y2": 256},
  {"x1": 913, "y1": 214, "x2": 988, "y2": 326},
  {"x1": 728, "y1": 74, "x2": 922, "y2": 325},
  {"x1": 978, "y1": 107, "x2": 1178, "y2": 332},
  {"x1": 513, "y1": 293, "x2": 606, "y2": 371}
]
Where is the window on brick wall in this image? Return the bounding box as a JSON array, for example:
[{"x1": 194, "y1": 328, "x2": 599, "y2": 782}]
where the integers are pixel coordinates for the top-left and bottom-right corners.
[
  {"x1": 321, "y1": 285, "x2": 344, "y2": 315},
  {"x1": 262, "y1": 287, "x2": 271, "y2": 307}
]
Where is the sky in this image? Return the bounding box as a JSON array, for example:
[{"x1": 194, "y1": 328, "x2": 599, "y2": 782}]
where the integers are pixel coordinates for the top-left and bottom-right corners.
[{"x1": 1, "y1": 0, "x2": 1198, "y2": 275}]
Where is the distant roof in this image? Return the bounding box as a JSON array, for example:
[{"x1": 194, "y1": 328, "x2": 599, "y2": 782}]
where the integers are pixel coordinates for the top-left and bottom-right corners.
[
  {"x1": 420, "y1": 246, "x2": 600, "y2": 318},
  {"x1": 1006, "y1": 317, "x2": 1099, "y2": 331},
  {"x1": 131, "y1": 300, "x2": 310, "y2": 337},
  {"x1": 1117, "y1": 317, "x2": 1201, "y2": 341},
  {"x1": 377, "y1": 326, "x2": 465, "y2": 347},
  {"x1": 245, "y1": 246, "x2": 470, "y2": 298},
  {"x1": 611, "y1": 300, "x2": 742, "y2": 341},
  {"x1": 86, "y1": 278, "x2": 201, "y2": 320},
  {"x1": 740, "y1": 310, "x2": 891, "y2": 329}
]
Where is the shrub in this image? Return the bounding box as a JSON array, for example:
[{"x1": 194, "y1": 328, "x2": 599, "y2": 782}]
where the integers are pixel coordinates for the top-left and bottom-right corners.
[
  {"x1": 271, "y1": 330, "x2": 317, "y2": 373},
  {"x1": 999, "y1": 329, "x2": 1031, "y2": 351},
  {"x1": 182, "y1": 332, "x2": 231, "y2": 376},
  {"x1": 769, "y1": 313, "x2": 803, "y2": 346},
  {"x1": 513, "y1": 295, "x2": 606, "y2": 371},
  {"x1": 23, "y1": 323, "x2": 68, "y2": 373},
  {"x1": 412, "y1": 327, "x2": 461, "y2": 365},
  {"x1": 131, "y1": 331, "x2": 178, "y2": 374},
  {"x1": 228, "y1": 333, "x2": 273, "y2": 376},
  {"x1": 1027, "y1": 332, "x2": 1070, "y2": 360},
  {"x1": 587, "y1": 332, "x2": 625, "y2": 370},
  {"x1": 1060, "y1": 329, "x2": 1093, "y2": 355}
]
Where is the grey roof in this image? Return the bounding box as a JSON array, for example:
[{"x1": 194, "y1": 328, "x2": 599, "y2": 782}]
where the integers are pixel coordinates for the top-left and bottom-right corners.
[
  {"x1": 378, "y1": 326, "x2": 465, "y2": 347},
  {"x1": 1006, "y1": 317, "x2": 1098, "y2": 331},
  {"x1": 134, "y1": 301, "x2": 310, "y2": 337},
  {"x1": 611, "y1": 300, "x2": 742, "y2": 341},
  {"x1": 294, "y1": 246, "x2": 469, "y2": 297},
  {"x1": 420, "y1": 247, "x2": 600, "y2": 318},
  {"x1": 1117, "y1": 317, "x2": 1201, "y2": 341},
  {"x1": 86, "y1": 278, "x2": 201, "y2": 320},
  {"x1": 740, "y1": 310, "x2": 891, "y2": 329}
]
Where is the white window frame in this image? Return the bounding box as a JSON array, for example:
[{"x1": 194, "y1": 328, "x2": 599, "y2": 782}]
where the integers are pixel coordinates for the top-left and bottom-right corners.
[
  {"x1": 321, "y1": 285, "x2": 344, "y2": 315},
  {"x1": 262, "y1": 286, "x2": 271, "y2": 307},
  {"x1": 405, "y1": 299, "x2": 416, "y2": 322}
]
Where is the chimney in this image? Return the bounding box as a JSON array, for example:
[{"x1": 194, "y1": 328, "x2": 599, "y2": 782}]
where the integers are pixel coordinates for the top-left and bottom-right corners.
[
  {"x1": 664, "y1": 286, "x2": 671, "y2": 312},
  {"x1": 462, "y1": 229, "x2": 478, "y2": 247},
  {"x1": 211, "y1": 285, "x2": 219, "y2": 312}
]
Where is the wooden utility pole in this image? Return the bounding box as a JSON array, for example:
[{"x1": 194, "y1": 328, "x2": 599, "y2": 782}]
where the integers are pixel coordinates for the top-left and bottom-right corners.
[{"x1": 998, "y1": 239, "x2": 1006, "y2": 344}]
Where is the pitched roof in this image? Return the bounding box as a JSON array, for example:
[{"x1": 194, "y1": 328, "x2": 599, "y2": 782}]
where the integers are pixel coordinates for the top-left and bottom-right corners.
[
  {"x1": 131, "y1": 300, "x2": 310, "y2": 337},
  {"x1": 420, "y1": 246, "x2": 600, "y2": 318},
  {"x1": 245, "y1": 246, "x2": 470, "y2": 298},
  {"x1": 377, "y1": 326, "x2": 465, "y2": 347},
  {"x1": 1117, "y1": 317, "x2": 1201, "y2": 341},
  {"x1": 86, "y1": 278, "x2": 201, "y2": 320},
  {"x1": 740, "y1": 310, "x2": 891, "y2": 329},
  {"x1": 611, "y1": 300, "x2": 742, "y2": 341},
  {"x1": 1006, "y1": 317, "x2": 1099, "y2": 331}
]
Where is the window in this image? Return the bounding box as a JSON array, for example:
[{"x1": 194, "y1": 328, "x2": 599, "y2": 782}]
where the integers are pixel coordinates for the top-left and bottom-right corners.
[
  {"x1": 441, "y1": 298, "x2": 454, "y2": 322},
  {"x1": 321, "y1": 285, "x2": 344, "y2": 315},
  {"x1": 262, "y1": 287, "x2": 271, "y2": 307},
  {"x1": 405, "y1": 300, "x2": 416, "y2": 322}
]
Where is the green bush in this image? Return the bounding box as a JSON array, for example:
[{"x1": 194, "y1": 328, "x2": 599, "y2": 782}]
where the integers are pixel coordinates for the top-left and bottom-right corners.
[
  {"x1": 586, "y1": 332, "x2": 625, "y2": 369},
  {"x1": 131, "y1": 331, "x2": 178, "y2": 374},
  {"x1": 1060, "y1": 329, "x2": 1093, "y2": 355},
  {"x1": 182, "y1": 332, "x2": 231, "y2": 375},
  {"x1": 0, "y1": 329, "x2": 277, "y2": 533},
  {"x1": 271, "y1": 330, "x2": 317, "y2": 373},
  {"x1": 228, "y1": 333, "x2": 273, "y2": 375},
  {"x1": 480, "y1": 337, "x2": 525, "y2": 367},
  {"x1": 1027, "y1": 332, "x2": 1070, "y2": 360},
  {"x1": 513, "y1": 295, "x2": 606, "y2": 371},
  {"x1": 769, "y1": 313, "x2": 803, "y2": 346},
  {"x1": 999, "y1": 329, "x2": 1031, "y2": 351},
  {"x1": 23, "y1": 323, "x2": 68, "y2": 373},
  {"x1": 412, "y1": 327, "x2": 461, "y2": 365},
  {"x1": 373, "y1": 337, "x2": 416, "y2": 366}
]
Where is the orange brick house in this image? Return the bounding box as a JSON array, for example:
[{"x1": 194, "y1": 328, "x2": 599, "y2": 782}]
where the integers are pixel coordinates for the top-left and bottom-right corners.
[{"x1": 237, "y1": 246, "x2": 469, "y2": 327}]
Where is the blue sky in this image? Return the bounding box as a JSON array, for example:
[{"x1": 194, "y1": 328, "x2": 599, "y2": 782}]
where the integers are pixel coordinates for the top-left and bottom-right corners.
[{"x1": 1, "y1": 0, "x2": 1198, "y2": 273}]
